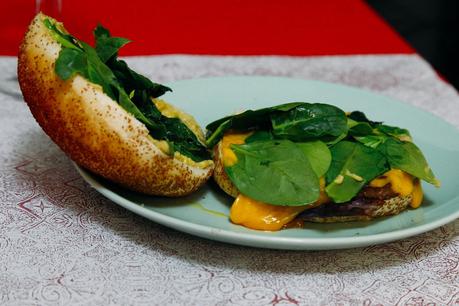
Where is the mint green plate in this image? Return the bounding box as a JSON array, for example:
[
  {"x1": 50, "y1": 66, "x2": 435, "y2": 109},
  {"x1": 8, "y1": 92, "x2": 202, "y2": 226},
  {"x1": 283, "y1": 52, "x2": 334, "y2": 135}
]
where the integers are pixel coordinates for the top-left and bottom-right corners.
[{"x1": 74, "y1": 76, "x2": 459, "y2": 250}]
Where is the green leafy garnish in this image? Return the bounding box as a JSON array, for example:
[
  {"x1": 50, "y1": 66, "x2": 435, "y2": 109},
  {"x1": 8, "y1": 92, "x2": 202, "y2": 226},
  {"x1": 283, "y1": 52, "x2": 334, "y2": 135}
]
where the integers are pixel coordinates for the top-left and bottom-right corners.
[
  {"x1": 93, "y1": 25, "x2": 130, "y2": 63},
  {"x1": 354, "y1": 135, "x2": 387, "y2": 148},
  {"x1": 245, "y1": 130, "x2": 274, "y2": 143},
  {"x1": 347, "y1": 118, "x2": 374, "y2": 137},
  {"x1": 378, "y1": 138, "x2": 440, "y2": 186},
  {"x1": 226, "y1": 140, "x2": 320, "y2": 206},
  {"x1": 325, "y1": 141, "x2": 389, "y2": 203},
  {"x1": 347, "y1": 114, "x2": 411, "y2": 143},
  {"x1": 45, "y1": 18, "x2": 209, "y2": 162},
  {"x1": 43, "y1": 18, "x2": 80, "y2": 50},
  {"x1": 93, "y1": 26, "x2": 208, "y2": 161},
  {"x1": 55, "y1": 48, "x2": 87, "y2": 80},
  {"x1": 206, "y1": 102, "x2": 347, "y2": 147},
  {"x1": 207, "y1": 101, "x2": 438, "y2": 206},
  {"x1": 296, "y1": 140, "x2": 331, "y2": 178},
  {"x1": 205, "y1": 102, "x2": 302, "y2": 148},
  {"x1": 375, "y1": 124, "x2": 412, "y2": 142},
  {"x1": 54, "y1": 38, "x2": 152, "y2": 129},
  {"x1": 347, "y1": 111, "x2": 381, "y2": 126},
  {"x1": 106, "y1": 59, "x2": 172, "y2": 100},
  {"x1": 271, "y1": 103, "x2": 348, "y2": 141},
  {"x1": 206, "y1": 102, "x2": 301, "y2": 133}
]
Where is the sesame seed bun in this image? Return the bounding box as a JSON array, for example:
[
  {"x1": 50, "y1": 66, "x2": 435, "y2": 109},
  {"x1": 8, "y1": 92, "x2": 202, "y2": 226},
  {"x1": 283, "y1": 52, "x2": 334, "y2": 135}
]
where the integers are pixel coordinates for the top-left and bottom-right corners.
[
  {"x1": 212, "y1": 141, "x2": 239, "y2": 198},
  {"x1": 18, "y1": 13, "x2": 213, "y2": 196}
]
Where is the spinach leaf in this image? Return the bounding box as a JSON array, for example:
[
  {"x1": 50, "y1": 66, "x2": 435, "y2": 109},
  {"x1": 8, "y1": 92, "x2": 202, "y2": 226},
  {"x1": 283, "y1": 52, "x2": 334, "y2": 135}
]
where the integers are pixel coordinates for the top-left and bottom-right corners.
[
  {"x1": 80, "y1": 42, "x2": 119, "y2": 98},
  {"x1": 93, "y1": 25, "x2": 206, "y2": 161},
  {"x1": 117, "y1": 88, "x2": 165, "y2": 133},
  {"x1": 97, "y1": 37, "x2": 131, "y2": 63},
  {"x1": 322, "y1": 132, "x2": 348, "y2": 146},
  {"x1": 163, "y1": 118, "x2": 211, "y2": 161},
  {"x1": 108, "y1": 59, "x2": 172, "y2": 99},
  {"x1": 375, "y1": 124, "x2": 412, "y2": 142},
  {"x1": 271, "y1": 103, "x2": 348, "y2": 141},
  {"x1": 325, "y1": 141, "x2": 389, "y2": 203},
  {"x1": 226, "y1": 140, "x2": 320, "y2": 206},
  {"x1": 94, "y1": 25, "x2": 172, "y2": 98},
  {"x1": 296, "y1": 141, "x2": 331, "y2": 178},
  {"x1": 93, "y1": 24, "x2": 110, "y2": 39},
  {"x1": 347, "y1": 118, "x2": 374, "y2": 136},
  {"x1": 43, "y1": 18, "x2": 81, "y2": 50},
  {"x1": 245, "y1": 130, "x2": 274, "y2": 143},
  {"x1": 206, "y1": 119, "x2": 233, "y2": 149},
  {"x1": 347, "y1": 112, "x2": 412, "y2": 146},
  {"x1": 354, "y1": 135, "x2": 387, "y2": 149},
  {"x1": 348, "y1": 111, "x2": 381, "y2": 126},
  {"x1": 347, "y1": 110, "x2": 411, "y2": 142},
  {"x1": 93, "y1": 26, "x2": 207, "y2": 160},
  {"x1": 206, "y1": 103, "x2": 348, "y2": 147},
  {"x1": 93, "y1": 25, "x2": 130, "y2": 63},
  {"x1": 46, "y1": 18, "x2": 209, "y2": 162},
  {"x1": 206, "y1": 102, "x2": 301, "y2": 133},
  {"x1": 205, "y1": 102, "x2": 303, "y2": 147},
  {"x1": 94, "y1": 25, "x2": 121, "y2": 59},
  {"x1": 55, "y1": 48, "x2": 88, "y2": 80},
  {"x1": 378, "y1": 138, "x2": 439, "y2": 186},
  {"x1": 54, "y1": 40, "x2": 163, "y2": 136}
]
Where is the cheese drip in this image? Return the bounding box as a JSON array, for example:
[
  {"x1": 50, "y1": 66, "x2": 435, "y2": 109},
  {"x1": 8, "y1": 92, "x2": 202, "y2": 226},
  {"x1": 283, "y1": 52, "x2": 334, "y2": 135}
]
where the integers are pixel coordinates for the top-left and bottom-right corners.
[
  {"x1": 230, "y1": 178, "x2": 329, "y2": 231},
  {"x1": 221, "y1": 132, "x2": 252, "y2": 167},
  {"x1": 230, "y1": 195, "x2": 306, "y2": 231},
  {"x1": 369, "y1": 169, "x2": 423, "y2": 208},
  {"x1": 369, "y1": 169, "x2": 413, "y2": 196},
  {"x1": 411, "y1": 179, "x2": 423, "y2": 208}
]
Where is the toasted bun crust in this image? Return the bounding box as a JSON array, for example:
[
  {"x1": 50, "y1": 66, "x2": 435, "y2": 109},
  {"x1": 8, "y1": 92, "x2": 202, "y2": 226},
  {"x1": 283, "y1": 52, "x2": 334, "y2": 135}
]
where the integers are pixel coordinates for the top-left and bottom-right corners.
[
  {"x1": 18, "y1": 13, "x2": 213, "y2": 196},
  {"x1": 299, "y1": 195, "x2": 412, "y2": 223},
  {"x1": 212, "y1": 138, "x2": 412, "y2": 222},
  {"x1": 212, "y1": 141, "x2": 239, "y2": 198}
]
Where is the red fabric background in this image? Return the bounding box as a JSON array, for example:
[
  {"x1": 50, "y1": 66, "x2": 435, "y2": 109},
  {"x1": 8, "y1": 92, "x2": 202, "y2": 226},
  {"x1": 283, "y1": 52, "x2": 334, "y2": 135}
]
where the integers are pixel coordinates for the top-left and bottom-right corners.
[{"x1": 1, "y1": 0, "x2": 413, "y2": 56}]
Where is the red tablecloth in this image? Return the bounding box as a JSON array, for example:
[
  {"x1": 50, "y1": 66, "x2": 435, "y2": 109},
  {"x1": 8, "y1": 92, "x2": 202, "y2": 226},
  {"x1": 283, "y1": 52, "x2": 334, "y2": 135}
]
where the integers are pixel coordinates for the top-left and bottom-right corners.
[{"x1": 1, "y1": 0, "x2": 413, "y2": 56}]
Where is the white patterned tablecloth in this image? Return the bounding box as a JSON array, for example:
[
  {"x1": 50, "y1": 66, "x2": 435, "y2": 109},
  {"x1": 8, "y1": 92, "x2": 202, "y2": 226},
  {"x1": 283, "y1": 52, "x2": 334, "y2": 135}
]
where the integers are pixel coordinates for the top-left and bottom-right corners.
[{"x1": 0, "y1": 54, "x2": 458, "y2": 305}]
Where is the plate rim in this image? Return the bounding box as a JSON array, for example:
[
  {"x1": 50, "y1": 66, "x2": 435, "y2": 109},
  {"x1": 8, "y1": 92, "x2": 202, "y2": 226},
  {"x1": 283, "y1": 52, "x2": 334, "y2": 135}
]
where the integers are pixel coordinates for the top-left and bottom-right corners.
[
  {"x1": 74, "y1": 76, "x2": 459, "y2": 250},
  {"x1": 75, "y1": 163, "x2": 459, "y2": 250}
]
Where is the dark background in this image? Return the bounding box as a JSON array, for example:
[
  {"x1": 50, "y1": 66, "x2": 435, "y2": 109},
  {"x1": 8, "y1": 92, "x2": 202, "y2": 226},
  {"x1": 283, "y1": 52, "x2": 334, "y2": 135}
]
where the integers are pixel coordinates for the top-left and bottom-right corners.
[{"x1": 367, "y1": 0, "x2": 459, "y2": 89}]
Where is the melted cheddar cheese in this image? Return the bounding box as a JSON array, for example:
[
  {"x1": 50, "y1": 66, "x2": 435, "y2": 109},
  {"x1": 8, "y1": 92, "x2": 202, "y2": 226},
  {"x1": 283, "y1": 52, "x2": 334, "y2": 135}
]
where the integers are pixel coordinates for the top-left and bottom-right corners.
[
  {"x1": 229, "y1": 178, "x2": 329, "y2": 231},
  {"x1": 221, "y1": 133, "x2": 425, "y2": 231},
  {"x1": 411, "y1": 179, "x2": 423, "y2": 208},
  {"x1": 230, "y1": 194, "x2": 307, "y2": 231},
  {"x1": 369, "y1": 169, "x2": 423, "y2": 208},
  {"x1": 369, "y1": 169, "x2": 413, "y2": 196},
  {"x1": 221, "y1": 132, "x2": 252, "y2": 166}
]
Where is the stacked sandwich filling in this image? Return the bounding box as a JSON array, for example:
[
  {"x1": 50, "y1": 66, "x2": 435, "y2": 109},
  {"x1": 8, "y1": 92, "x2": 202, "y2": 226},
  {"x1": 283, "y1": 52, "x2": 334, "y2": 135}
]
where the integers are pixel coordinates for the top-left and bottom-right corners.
[{"x1": 207, "y1": 103, "x2": 439, "y2": 231}]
